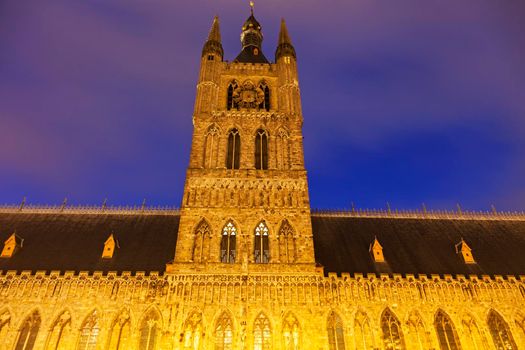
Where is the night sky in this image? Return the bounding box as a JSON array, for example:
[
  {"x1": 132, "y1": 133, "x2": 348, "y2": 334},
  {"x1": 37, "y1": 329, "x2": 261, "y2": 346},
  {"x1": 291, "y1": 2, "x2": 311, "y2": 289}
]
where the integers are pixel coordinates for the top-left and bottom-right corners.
[{"x1": 1, "y1": 1, "x2": 524, "y2": 211}]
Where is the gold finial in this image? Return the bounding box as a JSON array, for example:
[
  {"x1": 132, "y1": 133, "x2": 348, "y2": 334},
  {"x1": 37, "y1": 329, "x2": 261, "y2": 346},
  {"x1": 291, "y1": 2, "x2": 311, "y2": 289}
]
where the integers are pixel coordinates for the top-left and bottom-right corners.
[{"x1": 250, "y1": 1, "x2": 254, "y2": 14}]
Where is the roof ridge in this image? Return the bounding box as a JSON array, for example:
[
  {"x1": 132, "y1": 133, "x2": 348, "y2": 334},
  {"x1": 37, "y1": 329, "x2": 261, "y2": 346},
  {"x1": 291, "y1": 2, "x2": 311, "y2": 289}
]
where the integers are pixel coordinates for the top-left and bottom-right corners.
[{"x1": 0, "y1": 204, "x2": 180, "y2": 216}]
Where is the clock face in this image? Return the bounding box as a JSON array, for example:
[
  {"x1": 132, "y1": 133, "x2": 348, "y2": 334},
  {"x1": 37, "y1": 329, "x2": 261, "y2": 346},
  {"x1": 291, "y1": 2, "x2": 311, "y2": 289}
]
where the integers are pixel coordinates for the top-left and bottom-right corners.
[
  {"x1": 232, "y1": 80, "x2": 266, "y2": 109},
  {"x1": 241, "y1": 90, "x2": 256, "y2": 103}
]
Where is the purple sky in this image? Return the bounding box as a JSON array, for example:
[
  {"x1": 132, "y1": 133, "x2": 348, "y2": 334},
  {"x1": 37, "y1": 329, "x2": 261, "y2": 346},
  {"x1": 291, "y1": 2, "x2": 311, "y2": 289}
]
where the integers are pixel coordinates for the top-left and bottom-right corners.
[{"x1": 1, "y1": 0, "x2": 524, "y2": 211}]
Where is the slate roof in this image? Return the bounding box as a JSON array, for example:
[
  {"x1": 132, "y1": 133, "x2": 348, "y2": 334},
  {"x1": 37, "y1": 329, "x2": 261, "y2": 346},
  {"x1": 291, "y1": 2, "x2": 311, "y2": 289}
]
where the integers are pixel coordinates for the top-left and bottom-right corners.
[
  {"x1": 1, "y1": 211, "x2": 525, "y2": 277},
  {"x1": 233, "y1": 46, "x2": 269, "y2": 64}
]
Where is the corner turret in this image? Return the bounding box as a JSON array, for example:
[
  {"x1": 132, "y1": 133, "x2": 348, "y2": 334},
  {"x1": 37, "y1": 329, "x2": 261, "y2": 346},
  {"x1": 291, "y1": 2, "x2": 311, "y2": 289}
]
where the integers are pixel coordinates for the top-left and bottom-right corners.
[
  {"x1": 275, "y1": 18, "x2": 296, "y2": 61},
  {"x1": 202, "y1": 16, "x2": 223, "y2": 61}
]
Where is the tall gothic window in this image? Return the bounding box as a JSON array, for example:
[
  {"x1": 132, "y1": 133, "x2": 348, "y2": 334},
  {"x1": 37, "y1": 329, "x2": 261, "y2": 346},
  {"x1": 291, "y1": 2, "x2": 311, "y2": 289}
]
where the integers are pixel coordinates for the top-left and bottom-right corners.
[
  {"x1": 255, "y1": 129, "x2": 268, "y2": 170},
  {"x1": 462, "y1": 315, "x2": 487, "y2": 350},
  {"x1": 226, "y1": 128, "x2": 240, "y2": 169},
  {"x1": 282, "y1": 313, "x2": 300, "y2": 350},
  {"x1": 204, "y1": 124, "x2": 220, "y2": 168},
  {"x1": 220, "y1": 221, "x2": 237, "y2": 263},
  {"x1": 354, "y1": 311, "x2": 373, "y2": 350},
  {"x1": 254, "y1": 221, "x2": 270, "y2": 263},
  {"x1": 258, "y1": 82, "x2": 270, "y2": 111},
  {"x1": 183, "y1": 312, "x2": 203, "y2": 350},
  {"x1": 78, "y1": 311, "x2": 99, "y2": 350},
  {"x1": 15, "y1": 311, "x2": 40, "y2": 350},
  {"x1": 107, "y1": 311, "x2": 131, "y2": 350},
  {"x1": 327, "y1": 312, "x2": 345, "y2": 350},
  {"x1": 193, "y1": 219, "x2": 211, "y2": 263},
  {"x1": 46, "y1": 311, "x2": 71, "y2": 350},
  {"x1": 435, "y1": 310, "x2": 461, "y2": 350},
  {"x1": 254, "y1": 313, "x2": 271, "y2": 350},
  {"x1": 139, "y1": 309, "x2": 160, "y2": 350},
  {"x1": 278, "y1": 220, "x2": 295, "y2": 263},
  {"x1": 487, "y1": 310, "x2": 517, "y2": 349},
  {"x1": 276, "y1": 128, "x2": 290, "y2": 170},
  {"x1": 407, "y1": 312, "x2": 430, "y2": 350},
  {"x1": 380, "y1": 309, "x2": 405, "y2": 350},
  {"x1": 215, "y1": 312, "x2": 233, "y2": 350},
  {"x1": 227, "y1": 81, "x2": 239, "y2": 110}
]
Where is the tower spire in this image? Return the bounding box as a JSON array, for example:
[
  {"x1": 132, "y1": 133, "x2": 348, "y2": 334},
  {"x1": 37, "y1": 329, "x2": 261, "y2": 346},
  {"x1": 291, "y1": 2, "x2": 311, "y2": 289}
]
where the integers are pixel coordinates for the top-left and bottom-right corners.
[
  {"x1": 275, "y1": 18, "x2": 296, "y2": 61},
  {"x1": 202, "y1": 16, "x2": 223, "y2": 60},
  {"x1": 233, "y1": 4, "x2": 269, "y2": 63}
]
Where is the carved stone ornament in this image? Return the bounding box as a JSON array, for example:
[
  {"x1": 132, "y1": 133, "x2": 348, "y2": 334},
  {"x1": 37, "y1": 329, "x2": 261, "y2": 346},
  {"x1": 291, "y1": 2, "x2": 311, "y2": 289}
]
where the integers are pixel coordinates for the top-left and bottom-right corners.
[{"x1": 233, "y1": 80, "x2": 264, "y2": 109}]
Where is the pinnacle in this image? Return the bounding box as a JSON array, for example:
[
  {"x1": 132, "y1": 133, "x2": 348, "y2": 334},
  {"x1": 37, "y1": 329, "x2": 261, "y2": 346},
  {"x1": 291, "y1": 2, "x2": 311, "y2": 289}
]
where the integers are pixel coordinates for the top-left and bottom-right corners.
[
  {"x1": 278, "y1": 18, "x2": 292, "y2": 45},
  {"x1": 207, "y1": 15, "x2": 221, "y2": 43}
]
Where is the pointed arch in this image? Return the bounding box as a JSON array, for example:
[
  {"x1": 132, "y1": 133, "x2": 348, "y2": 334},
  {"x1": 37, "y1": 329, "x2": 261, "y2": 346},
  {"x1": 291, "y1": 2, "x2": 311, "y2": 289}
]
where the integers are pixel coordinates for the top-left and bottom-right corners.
[
  {"x1": 254, "y1": 221, "x2": 270, "y2": 263},
  {"x1": 282, "y1": 312, "x2": 300, "y2": 350},
  {"x1": 327, "y1": 311, "x2": 345, "y2": 350},
  {"x1": 139, "y1": 307, "x2": 161, "y2": 350},
  {"x1": 220, "y1": 220, "x2": 237, "y2": 263},
  {"x1": 15, "y1": 310, "x2": 41, "y2": 350},
  {"x1": 406, "y1": 311, "x2": 430, "y2": 350},
  {"x1": 107, "y1": 309, "x2": 131, "y2": 350},
  {"x1": 278, "y1": 219, "x2": 296, "y2": 263},
  {"x1": 380, "y1": 308, "x2": 405, "y2": 350},
  {"x1": 227, "y1": 81, "x2": 239, "y2": 110},
  {"x1": 0, "y1": 309, "x2": 11, "y2": 348},
  {"x1": 276, "y1": 127, "x2": 290, "y2": 170},
  {"x1": 77, "y1": 310, "x2": 100, "y2": 350},
  {"x1": 214, "y1": 311, "x2": 233, "y2": 350},
  {"x1": 435, "y1": 310, "x2": 461, "y2": 350},
  {"x1": 183, "y1": 311, "x2": 203, "y2": 350},
  {"x1": 254, "y1": 312, "x2": 271, "y2": 350},
  {"x1": 255, "y1": 128, "x2": 269, "y2": 170},
  {"x1": 204, "y1": 124, "x2": 220, "y2": 168},
  {"x1": 258, "y1": 81, "x2": 270, "y2": 111},
  {"x1": 45, "y1": 310, "x2": 72, "y2": 350},
  {"x1": 354, "y1": 310, "x2": 373, "y2": 350},
  {"x1": 462, "y1": 314, "x2": 487, "y2": 350},
  {"x1": 193, "y1": 219, "x2": 212, "y2": 263},
  {"x1": 487, "y1": 310, "x2": 517, "y2": 349},
  {"x1": 226, "y1": 128, "x2": 241, "y2": 169}
]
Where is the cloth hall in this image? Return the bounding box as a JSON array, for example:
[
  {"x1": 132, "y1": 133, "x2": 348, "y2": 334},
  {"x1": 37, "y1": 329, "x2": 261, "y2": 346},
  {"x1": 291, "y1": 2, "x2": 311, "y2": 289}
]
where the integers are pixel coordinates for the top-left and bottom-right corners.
[{"x1": 1, "y1": 7, "x2": 525, "y2": 350}]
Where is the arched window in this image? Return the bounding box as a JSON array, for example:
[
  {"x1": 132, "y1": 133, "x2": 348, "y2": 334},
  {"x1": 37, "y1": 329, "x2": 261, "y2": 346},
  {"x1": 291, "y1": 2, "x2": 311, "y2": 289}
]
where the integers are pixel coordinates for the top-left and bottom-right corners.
[
  {"x1": 282, "y1": 313, "x2": 300, "y2": 350},
  {"x1": 254, "y1": 313, "x2": 271, "y2": 350},
  {"x1": 220, "y1": 221, "x2": 237, "y2": 263},
  {"x1": 488, "y1": 310, "x2": 517, "y2": 349},
  {"x1": 254, "y1": 221, "x2": 270, "y2": 263},
  {"x1": 227, "y1": 81, "x2": 239, "y2": 110},
  {"x1": 46, "y1": 311, "x2": 71, "y2": 350},
  {"x1": 15, "y1": 311, "x2": 40, "y2": 350},
  {"x1": 258, "y1": 82, "x2": 270, "y2": 111},
  {"x1": 139, "y1": 309, "x2": 160, "y2": 350},
  {"x1": 183, "y1": 312, "x2": 203, "y2": 350},
  {"x1": 278, "y1": 220, "x2": 295, "y2": 263},
  {"x1": 354, "y1": 311, "x2": 373, "y2": 350},
  {"x1": 255, "y1": 129, "x2": 268, "y2": 170},
  {"x1": 407, "y1": 312, "x2": 430, "y2": 350},
  {"x1": 78, "y1": 311, "x2": 99, "y2": 350},
  {"x1": 380, "y1": 309, "x2": 405, "y2": 350},
  {"x1": 215, "y1": 312, "x2": 233, "y2": 350},
  {"x1": 204, "y1": 124, "x2": 220, "y2": 168},
  {"x1": 462, "y1": 315, "x2": 487, "y2": 350},
  {"x1": 193, "y1": 219, "x2": 211, "y2": 263},
  {"x1": 276, "y1": 128, "x2": 290, "y2": 170},
  {"x1": 327, "y1": 312, "x2": 345, "y2": 350},
  {"x1": 226, "y1": 128, "x2": 240, "y2": 169},
  {"x1": 107, "y1": 311, "x2": 131, "y2": 350},
  {"x1": 435, "y1": 310, "x2": 461, "y2": 350}
]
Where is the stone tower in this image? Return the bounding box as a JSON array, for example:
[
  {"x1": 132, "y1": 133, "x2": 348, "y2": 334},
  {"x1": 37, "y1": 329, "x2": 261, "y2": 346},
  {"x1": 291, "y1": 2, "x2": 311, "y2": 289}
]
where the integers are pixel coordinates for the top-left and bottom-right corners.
[{"x1": 170, "y1": 10, "x2": 315, "y2": 274}]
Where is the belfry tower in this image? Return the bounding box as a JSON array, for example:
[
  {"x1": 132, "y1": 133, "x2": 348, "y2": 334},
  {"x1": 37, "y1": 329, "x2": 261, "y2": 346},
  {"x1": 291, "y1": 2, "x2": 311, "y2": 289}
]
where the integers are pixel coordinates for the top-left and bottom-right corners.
[{"x1": 170, "y1": 9, "x2": 315, "y2": 274}]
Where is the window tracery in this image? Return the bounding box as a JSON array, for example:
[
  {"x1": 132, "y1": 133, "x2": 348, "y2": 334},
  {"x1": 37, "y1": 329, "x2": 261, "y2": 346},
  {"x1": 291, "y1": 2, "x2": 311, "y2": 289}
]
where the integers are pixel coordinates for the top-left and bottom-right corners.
[
  {"x1": 327, "y1": 311, "x2": 345, "y2": 350},
  {"x1": 45, "y1": 311, "x2": 71, "y2": 350},
  {"x1": 0, "y1": 310, "x2": 11, "y2": 348},
  {"x1": 278, "y1": 220, "x2": 295, "y2": 263},
  {"x1": 255, "y1": 129, "x2": 268, "y2": 170},
  {"x1": 254, "y1": 313, "x2": 271, "y2": 350},
  {"x1": 407, "y1": 312, "x2": 430, "y2": 350},
  {"x1": 254, "y1": 221, "x2": 270, "y2": 263},
  {"x1": 139, "y1": 309, "x2": 160, "y2": 350},
  {"x1": 487, "y1": 310, "x2": 517, "y2": 349},
  {"x1": 215, "y1": 312, "x2": 233, "y2": 350},
  {"x1": 282, "y1": 313, "x2": 300, "y2": 350},
  {"x1": 107, "y1": 310, "x2": 130, "y2": 350},
  {"x1": 78, "y1": 311, "x2": 99, "y2": 350},
  {"x1": 354, "y1": 311, "x2": 373, "y2": 350},
  {"x1": 193, "y1": 220, "x2": 211, "y2": 263},
  {"x1": 276, "y1": 128, "x2": 290, "y2": 170},
  {"x1": 258, "y1": 82, "x2": 270, "y2": 111},
  {"x1": 227, "y1": 81, "x2": 239, "y2": 110},
  {"x1": 15, "y1": 311, "x2": 40, "y2": 350},
  {"x1": 462, "y1": 315, "x2": 487, "y2": 350},
  {"x1": 226, "y1": 128, "x2": 241, "y2": 169},
  {"x1": 204, "y1": 124, "x2": 220, "y2": 168},
  {"x1": 435, "y1": 310, "x2": 461, "y2": 350},
  {"x1": 221, "y1": 221, "x2": 237, "y2": 263},
  {"x1": 183, "y1": 312, "x2": 203, "y2": 350},
  {"x1": 380, "y1": 308, "x2": 405, "y2": 350}
]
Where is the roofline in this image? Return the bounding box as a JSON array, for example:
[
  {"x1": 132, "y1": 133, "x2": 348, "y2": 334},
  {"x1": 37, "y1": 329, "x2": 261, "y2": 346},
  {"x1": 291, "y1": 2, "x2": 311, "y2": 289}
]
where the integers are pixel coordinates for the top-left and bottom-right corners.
[{"x1": 0, "y1": 204, "x2": 180, "y2": 216}]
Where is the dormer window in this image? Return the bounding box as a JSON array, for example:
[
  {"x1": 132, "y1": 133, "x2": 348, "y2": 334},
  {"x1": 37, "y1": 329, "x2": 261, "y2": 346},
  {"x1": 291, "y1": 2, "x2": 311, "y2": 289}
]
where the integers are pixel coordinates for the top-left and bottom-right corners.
[
  {"x1": 455, "y1": 238, "x2": 475, "y2": 264},
  {"x1": 369, "y1": 236, "x2": 385, "y2": 263},
  {"x1": 1, "y1": 233, "x2": 23, "y2": 258},
  {"x1": 102, "y1": 233, "x2": 119, "y2": 259}
]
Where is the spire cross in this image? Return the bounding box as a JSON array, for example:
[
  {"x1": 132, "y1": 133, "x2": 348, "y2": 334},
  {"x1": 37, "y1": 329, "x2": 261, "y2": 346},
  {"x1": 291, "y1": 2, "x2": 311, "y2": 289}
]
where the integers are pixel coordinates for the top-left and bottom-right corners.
[{"x1": 250, "y1": 1, "x2": 254, "y2": 14}]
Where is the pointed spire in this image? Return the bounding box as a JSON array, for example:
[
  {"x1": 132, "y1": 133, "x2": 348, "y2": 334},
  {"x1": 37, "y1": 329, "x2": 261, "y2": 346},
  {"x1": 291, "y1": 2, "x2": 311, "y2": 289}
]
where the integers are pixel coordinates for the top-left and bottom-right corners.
[
  {"x1": 275, "y1": 18, "x2": 296, "y2": 61},
  {"x1": 202, "y1": 16, "x2": 224, "y2": 60}
]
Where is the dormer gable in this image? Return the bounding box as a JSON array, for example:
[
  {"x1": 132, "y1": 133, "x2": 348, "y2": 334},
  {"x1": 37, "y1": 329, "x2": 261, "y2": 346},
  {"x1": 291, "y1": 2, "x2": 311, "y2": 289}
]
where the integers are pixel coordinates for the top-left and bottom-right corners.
[
  {"x1": 455, "y1": 238, "x2": 475, "y2": 264},
  {"x1": 1, "y1": 233, "x2": 23, "y2": 258},
  {"x1": 369, "y1": 236, "x2": 385, "y2": 262},
  {"x1": 102, "y1": 233, "x2": 119, "y2": 259}
]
